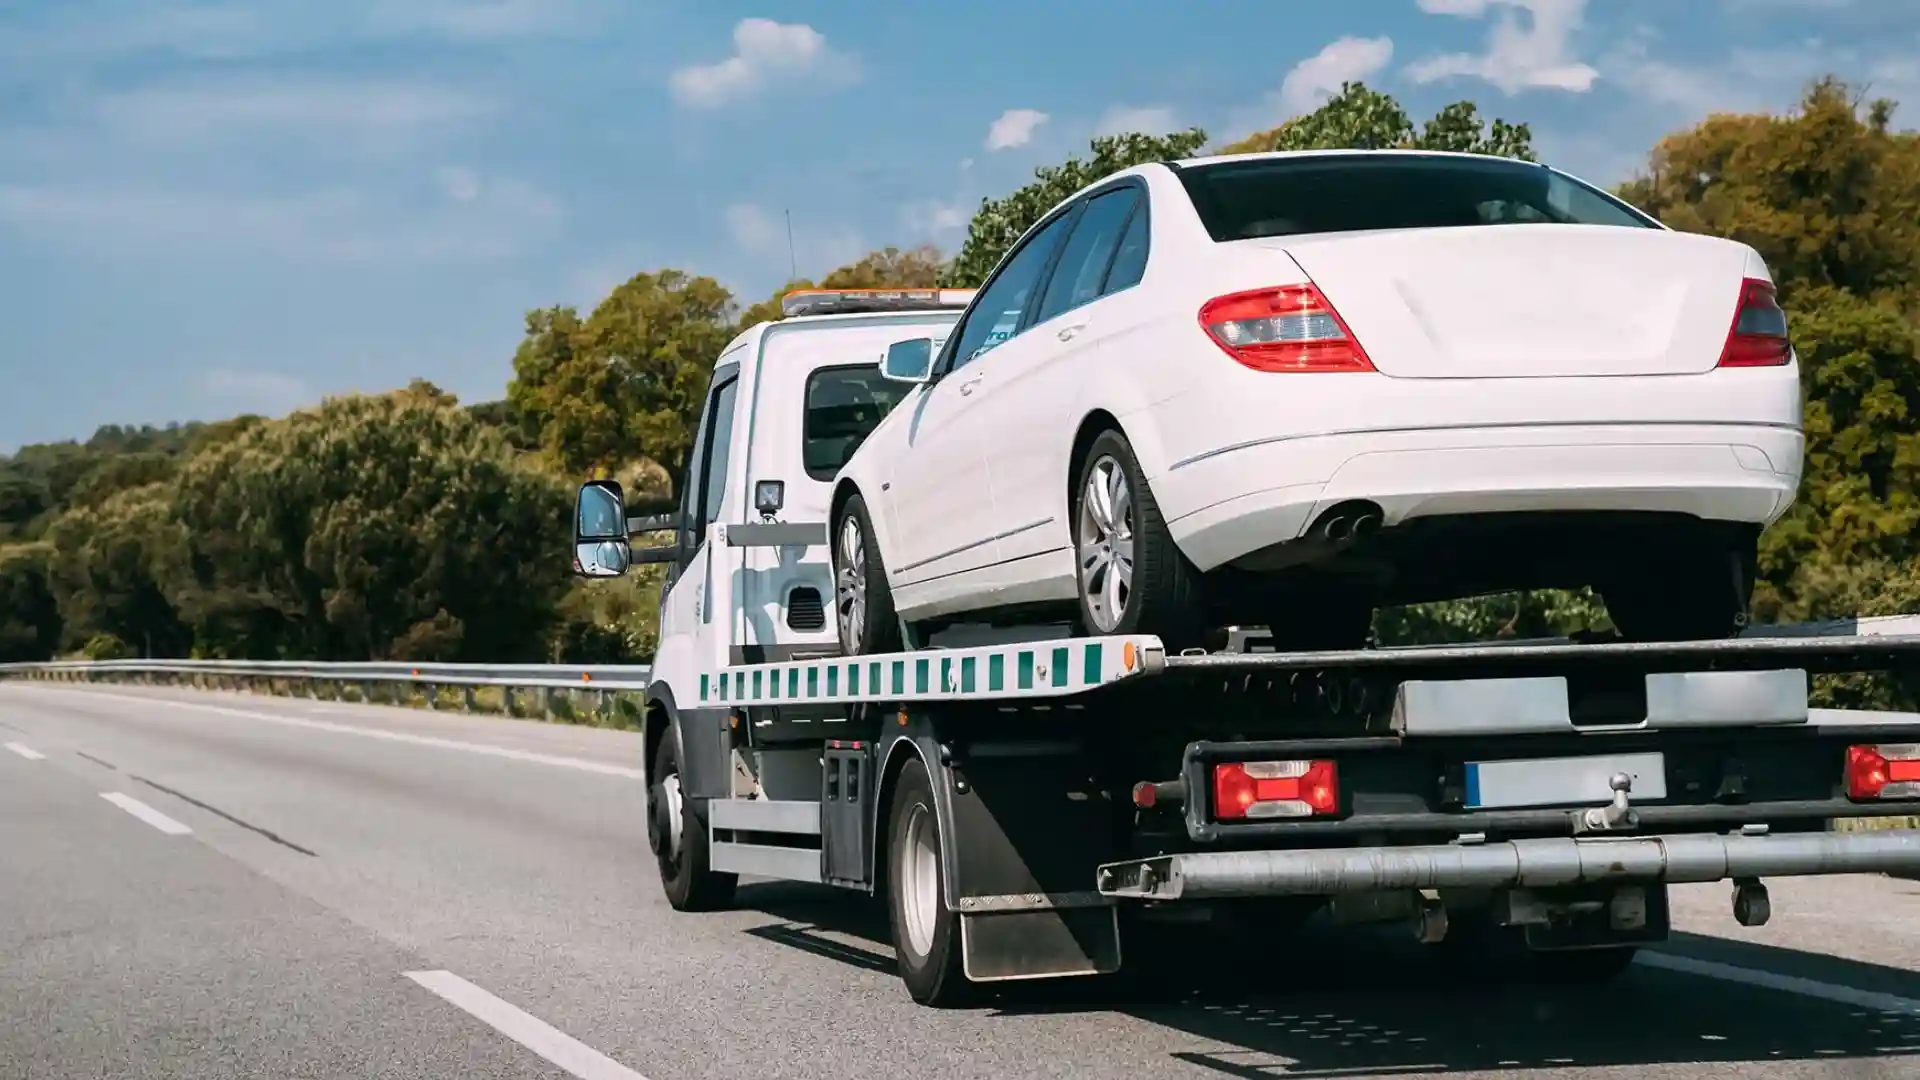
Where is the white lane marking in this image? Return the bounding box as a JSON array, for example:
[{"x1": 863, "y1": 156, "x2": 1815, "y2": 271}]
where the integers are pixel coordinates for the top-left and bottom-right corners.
[
  {"x1": 4, "y1": 741, "x2": 46, "y2": 760},
  {"x1": 405, "y1": 970, "x2": 651, "y2": 1080},
  {"x1": 99, "y1": 791, "x2": 193, "y2": 835},
  {"x1": 22, "y1": 688, "x2": 643, "y2": 779},
  {"x1": 1639, "y1": 951, "x2": 1920, "y2": 1014}
]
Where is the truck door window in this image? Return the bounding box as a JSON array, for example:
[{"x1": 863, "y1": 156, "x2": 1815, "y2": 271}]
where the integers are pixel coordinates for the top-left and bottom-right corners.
[
  {"x1": 696, "y1": 376, "x2": 740, "y2": 534},
  {"x1": 804, "y1": 365, "x2": 913, "y2": 481}
]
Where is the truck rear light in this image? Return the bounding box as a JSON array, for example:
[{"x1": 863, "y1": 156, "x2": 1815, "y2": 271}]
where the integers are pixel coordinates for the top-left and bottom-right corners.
[
  {"x1": 1199, "y1": 285, "x2": 1375, "y2": 373},
  {"x1": 1213, "y1": 760, "x2": 1339, "y2": 820},
  {"x1": 1717, "y1": 278, "x2": 1791, "y2": 368},
  {"x1": 1845, "y1": 744, "x2": 1920, "y2": 800}
]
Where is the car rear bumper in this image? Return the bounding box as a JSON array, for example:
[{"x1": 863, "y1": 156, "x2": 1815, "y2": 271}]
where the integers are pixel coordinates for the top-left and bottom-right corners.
[
  {"x1": 1156, "y1": 422, "x2": 1802, "y2": 573},
  {"x1": 1096, "y1": 829, "x2": 1920, "y2": 900}
]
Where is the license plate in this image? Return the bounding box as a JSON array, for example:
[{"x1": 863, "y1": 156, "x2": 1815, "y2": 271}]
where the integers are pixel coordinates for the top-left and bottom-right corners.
[{"x1": 1464, "y1": 752, "x2": 1666, "y2": 810}]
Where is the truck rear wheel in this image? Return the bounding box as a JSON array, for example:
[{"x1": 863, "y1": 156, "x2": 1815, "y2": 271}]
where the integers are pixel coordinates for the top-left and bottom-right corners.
[
  {"x1": 651, "y1": 734, "x2": 736, "y2": 912},
  {"x1": 886, "y1": 757, "x2": 970, "y2": 1006}
]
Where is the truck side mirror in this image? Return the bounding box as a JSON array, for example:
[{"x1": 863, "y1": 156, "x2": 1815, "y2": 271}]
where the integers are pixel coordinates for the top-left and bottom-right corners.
[
  {"x1": 575, "y1": 480, "x2": 631, "y2": 578},
  {"x1": 881, "y1": 338, "x2": 935, "y2": 384}
]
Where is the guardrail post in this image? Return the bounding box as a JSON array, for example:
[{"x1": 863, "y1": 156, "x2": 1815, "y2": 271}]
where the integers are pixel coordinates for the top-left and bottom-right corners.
[
  {"x1": 462, "y1": 686, "x2": 475, "y2": 713},
  {"x1": 543, "y1": 687, "x2": 557, "y2": 722}
]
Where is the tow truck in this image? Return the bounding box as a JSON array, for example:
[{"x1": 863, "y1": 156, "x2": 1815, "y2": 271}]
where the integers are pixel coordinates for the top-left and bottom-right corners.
[{"x1": 571, "y1": 288, "x2": 1920, "y2": 1006}]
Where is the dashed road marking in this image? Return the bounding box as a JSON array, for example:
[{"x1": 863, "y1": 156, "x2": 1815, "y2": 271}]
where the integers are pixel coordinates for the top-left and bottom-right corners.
[
  {"x1": 1639, "y1": 951, "x2": 1920, "y2": 1014},
  {"x1": 4, "y1": 741, "x2": 46, "y2": 760},
  {"x1": 405, "y1": 970, "x2": 650, "y2": 1080},
  {"x1": 23, "y1": 688, "x2": 643, "y2": 779},
  {"x1": 99, "y1": 791, "x2": 193, "y2": 836}
]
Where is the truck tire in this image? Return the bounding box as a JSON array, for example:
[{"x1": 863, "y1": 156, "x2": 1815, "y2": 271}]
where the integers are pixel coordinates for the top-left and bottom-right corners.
[
  {"x1": 1072, "y1": 429, "x2": 1204, "y2": 649},
  {"x1": 886, "y1": 757, "x2": 970, "y2": 1006},
  {"x1": 833, "y1": 492, "x2": 902, "y2": 656},
  {"x1": 651, "y1": 734, "x2": 736, "y2": 912}
]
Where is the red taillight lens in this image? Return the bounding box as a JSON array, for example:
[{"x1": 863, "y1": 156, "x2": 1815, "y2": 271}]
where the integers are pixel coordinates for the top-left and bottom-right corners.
[
  {"x1": 1213, "y1": 760, "x2": 1339, "y2": 820},
  {"x1": 1846, "y1": 744, "x2": 1920, "y2": 800},
  {"x1": 1717, "y1": 278, "x2": 1791, "y2": 368},
  {"x1": 1199, "y1": 285, "x2": 1375, "y2": 373}
]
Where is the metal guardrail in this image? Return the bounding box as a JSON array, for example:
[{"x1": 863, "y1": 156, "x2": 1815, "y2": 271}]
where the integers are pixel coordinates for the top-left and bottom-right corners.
[{"x1": 0, "y1": 658, "x2": 651, "y2": 690}]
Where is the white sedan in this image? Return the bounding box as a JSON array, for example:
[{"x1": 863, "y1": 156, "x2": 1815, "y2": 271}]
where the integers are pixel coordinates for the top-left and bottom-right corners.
[{"x1": 829, "y1": 150, "x2": 1802, "y2": 654}]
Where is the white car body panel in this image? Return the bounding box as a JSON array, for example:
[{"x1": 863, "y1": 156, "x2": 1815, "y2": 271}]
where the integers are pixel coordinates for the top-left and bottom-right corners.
[{"x1": 834, "y1": 150, "x2": 1805, "y2": 624}]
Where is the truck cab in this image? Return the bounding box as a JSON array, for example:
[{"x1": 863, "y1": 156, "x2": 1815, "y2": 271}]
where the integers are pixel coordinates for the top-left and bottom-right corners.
[{"x1": 569, "y1": 288, "x2": 971, "y2": 893}]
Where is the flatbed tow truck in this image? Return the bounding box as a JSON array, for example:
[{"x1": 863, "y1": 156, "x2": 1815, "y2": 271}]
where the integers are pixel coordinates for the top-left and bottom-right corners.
[{"x1": 572, "y1": 289, "x2": 1920, "y2": 1006}]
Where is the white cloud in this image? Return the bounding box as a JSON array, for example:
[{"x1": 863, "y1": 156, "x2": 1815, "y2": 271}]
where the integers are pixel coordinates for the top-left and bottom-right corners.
[
  {"x1": 202, "y1": 369, "x2": 312, "y2": 412},
  {"x1": 436, "y1": 166, "x2": 482, "y2": 202},
  {"x1": 669, "y1": 19, "x2": 854, "y2": 108},
  {"x1": 0, "y1": 177, "x2": 563, "y2": 263},
  {"x1": 89, "y1": 77, "x2": 495, "y2": 147},
  {"x1": 1095, "y1": 105, "x2": 1179, "y2": 137},
  {"x1": 1279, "y1": 37, "x2": 1396, "y2": 116},
  {"x1": 903, "y1": 199, "x2": 971, "y2": 236},
  {"x1": 1406, "y1": 0, "x2": 1599, "y2": 94},
  {"x1": 985, "y1": 108, "x2": 1048, "y2": 151}
]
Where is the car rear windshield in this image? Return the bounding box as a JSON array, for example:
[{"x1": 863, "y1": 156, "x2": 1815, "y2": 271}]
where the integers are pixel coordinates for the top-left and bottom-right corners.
[
  {"x1": 1175, "y1": 154, "x2": 1660, "y2": 242},
  {"x1": 803, "y1": 365, "x2": 913, "y2": 481}
]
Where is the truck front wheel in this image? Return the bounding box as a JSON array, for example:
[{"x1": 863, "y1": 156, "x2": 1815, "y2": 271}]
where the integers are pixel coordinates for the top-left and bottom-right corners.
[
  {"x1": 651, "y1": 734, "x2": 736, "y2": 912},
  {"x1": 886, "y1": 757, "x2": 970, "y2": 1006}
]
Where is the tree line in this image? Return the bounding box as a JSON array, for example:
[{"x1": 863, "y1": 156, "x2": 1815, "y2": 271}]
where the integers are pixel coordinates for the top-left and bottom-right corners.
[{"x1": 3, "y1": 78, "x2": 1915, "y2": 703}]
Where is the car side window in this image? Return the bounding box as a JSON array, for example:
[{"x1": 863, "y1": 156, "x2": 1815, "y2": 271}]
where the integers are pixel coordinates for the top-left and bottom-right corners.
[
  {"x1": 1036, "y1": 188, "x2": 1140, "y2": 323},
  {"x1": 1102, "y1": 204, "x2": 1149, "y2": 294},
  {"x1": 675, "y1": 367, "x2": 738, "y2": 563},
  {"x1": 945, "y1": 211, "x2": 1076, "y2": 372}
]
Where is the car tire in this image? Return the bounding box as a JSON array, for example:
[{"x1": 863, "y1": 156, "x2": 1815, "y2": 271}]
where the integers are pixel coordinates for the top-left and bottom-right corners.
[
  {"x1": 1072, "y1": 429, "x2": 1205, "y2": 649},
  {"x1": 886, "y1": 757, "x2": 971, "y2": 1007},
  {"x1": 833, "y1": 492, "x2": 902, "y2": 656},
  {"x1": 651, "y1": 734, "x2": 736, "y2": 912}
]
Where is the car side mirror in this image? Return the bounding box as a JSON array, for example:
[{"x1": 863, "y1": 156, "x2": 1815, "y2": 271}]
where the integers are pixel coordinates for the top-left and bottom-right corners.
[{"x1": 882, "y1": 338, "x2": 935, "y2": 384}]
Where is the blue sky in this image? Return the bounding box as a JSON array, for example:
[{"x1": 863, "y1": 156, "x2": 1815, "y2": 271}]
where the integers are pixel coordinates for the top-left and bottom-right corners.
[{"x1": 3, "y1": 0, "x2": 1917, "y2": 451}]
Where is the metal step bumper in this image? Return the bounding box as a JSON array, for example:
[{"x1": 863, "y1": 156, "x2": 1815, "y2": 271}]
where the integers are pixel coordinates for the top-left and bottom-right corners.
[{"x1": 1096, "y1": 829, "x2": 1920, "y2": 901}]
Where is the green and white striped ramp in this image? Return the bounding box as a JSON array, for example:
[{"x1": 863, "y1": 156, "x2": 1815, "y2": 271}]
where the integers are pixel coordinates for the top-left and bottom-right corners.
[{"x1": 697, "y1": 635, "x2": 1166, "y2": 706}]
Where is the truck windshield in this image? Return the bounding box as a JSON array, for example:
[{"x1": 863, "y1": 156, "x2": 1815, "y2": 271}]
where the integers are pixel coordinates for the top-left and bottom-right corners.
[
  {"x1": 804, "y1": 365, "x2": 913, "y2": 481},
  {"x1": 1176, "y1": 153, "x2": 1660, "y2": 242}
]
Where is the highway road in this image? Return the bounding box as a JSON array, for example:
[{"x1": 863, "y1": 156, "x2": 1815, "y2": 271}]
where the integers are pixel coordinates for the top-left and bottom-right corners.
[{"x1": 4, "y1": 683, "x2": 1920, "y2": 1080}]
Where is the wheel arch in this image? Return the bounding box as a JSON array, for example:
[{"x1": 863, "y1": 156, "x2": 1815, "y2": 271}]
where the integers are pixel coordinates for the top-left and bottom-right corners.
[
  {"x1": 642, "y1": 683, "x2": 683, "y2": 790},
  {"x1": 1066, "y1": 409, "x2": 1125, "y2": 515}
]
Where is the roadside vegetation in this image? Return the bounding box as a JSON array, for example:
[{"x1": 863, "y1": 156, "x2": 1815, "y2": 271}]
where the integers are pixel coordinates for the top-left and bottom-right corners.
[{"x1": 3, "y1": 77, "x2": 1915, "y2": 711}]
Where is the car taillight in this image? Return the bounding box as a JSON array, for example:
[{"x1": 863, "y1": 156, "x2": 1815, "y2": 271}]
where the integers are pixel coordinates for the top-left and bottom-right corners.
[
  {"x1": 1717, "y1": 277, "x2": 1791, "y2": 368},
  {"x1": 1199, "y1": 285, "x2": 1374, "y2": 373},
  {"x1": 1213, "y1": 760, "x2": 1339, "y2": 820},
  {"x1": 1846, "y1": 744, "x2": 1920, "y2": 800}
]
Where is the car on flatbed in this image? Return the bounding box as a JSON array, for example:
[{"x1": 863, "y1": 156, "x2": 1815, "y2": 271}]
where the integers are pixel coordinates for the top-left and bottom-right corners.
[{"x1": 828, "y1": 150, "x2": 1802, "y2": 658}]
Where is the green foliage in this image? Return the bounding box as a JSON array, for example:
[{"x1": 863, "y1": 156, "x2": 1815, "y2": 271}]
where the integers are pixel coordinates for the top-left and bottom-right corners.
[
  {"x1": 944, "y1": 128, "x2": 1210, "y2": 288},
  {"x1": 507, "y1": 270, "x2": 738, "y2": 482},
  {"x1": 0, "y1": 543, "x2": 60, "y2": 662},
  {"x1": 155, "y1": 387, "x2": 574, "y2": 661},
  {"x1": 1221, "y1": 82, "x2": 1535, "y2": 160}
]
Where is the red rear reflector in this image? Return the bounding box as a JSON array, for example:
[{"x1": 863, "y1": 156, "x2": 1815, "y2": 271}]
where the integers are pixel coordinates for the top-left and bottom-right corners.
[
  {"x1": 1717, "y1": 278, "x2": 1791, "y2": 368},
  {"x1": 1199, "y1": 285, "x2": 1374, "y2": 373},
  {"x1": 1846, "y1": 744, "x2": 1920, "y2": 800},
  {"x1": 1213, "y1": 760, "x2": 1339, "y2": 820}
]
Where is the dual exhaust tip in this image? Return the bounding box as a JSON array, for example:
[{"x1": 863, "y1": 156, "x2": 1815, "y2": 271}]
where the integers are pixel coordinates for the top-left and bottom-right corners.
[{"x1": 1314, "y1": 502, "x2": 1384, "y2": 543}]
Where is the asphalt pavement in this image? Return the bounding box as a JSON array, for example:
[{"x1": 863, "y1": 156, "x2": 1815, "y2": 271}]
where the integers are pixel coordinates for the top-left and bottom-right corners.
[{"x1": 4, "y1": 680, "x2": 1920, "y2": 1080}]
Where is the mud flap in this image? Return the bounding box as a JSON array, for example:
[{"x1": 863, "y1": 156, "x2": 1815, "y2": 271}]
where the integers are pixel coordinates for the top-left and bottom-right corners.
[{"x1": 961, "y1": 907, "x2": 1122, "y2": 982}]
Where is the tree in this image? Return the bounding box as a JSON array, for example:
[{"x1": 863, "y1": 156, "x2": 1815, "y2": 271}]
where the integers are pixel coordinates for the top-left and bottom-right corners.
[
  {"x1": 1222, "y1": 82, "x2": 1535, "y2": 160},
  {"x1": 44, "y1": 483, "x2": 188, "y2": 658},
  {"x1": 159, "y1": 387, "x2": 574, "y2": 661},
  {"x1": 0, "y1": 543, "x2": 60, "y2": 662},
  {"x1": 945, "y1": 129, "x2": 1210, "y2": 287},
  {"x1": 820, "y1": 245, "x2": 944, "y2": 289},
  {"x1": 507, "y1": 271, "x2": 738, "y2": 481}
]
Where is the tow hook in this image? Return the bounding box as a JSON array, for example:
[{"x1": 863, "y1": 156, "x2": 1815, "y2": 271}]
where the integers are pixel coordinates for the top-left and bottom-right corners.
[{"x1": 1576, "y1": 772, "x2": 1640, "y2": 834}]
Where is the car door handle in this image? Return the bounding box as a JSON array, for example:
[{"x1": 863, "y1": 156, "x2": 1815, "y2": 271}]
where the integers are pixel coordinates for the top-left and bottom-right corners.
[
  {"x1": 958, "y1": 375, "x2": 983, "y2": 396},
  {"x1": 1057, "y1": 322, "x2": 1090, "y2": 342}
]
